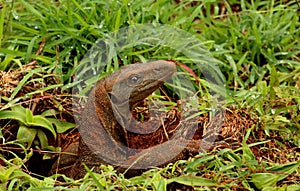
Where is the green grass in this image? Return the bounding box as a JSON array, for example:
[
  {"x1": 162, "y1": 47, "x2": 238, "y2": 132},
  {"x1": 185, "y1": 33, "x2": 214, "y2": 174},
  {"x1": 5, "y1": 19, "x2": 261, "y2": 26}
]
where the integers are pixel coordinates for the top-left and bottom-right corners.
[{"x1": 0, "y1": 0, "x2": 300, "y2": 190}]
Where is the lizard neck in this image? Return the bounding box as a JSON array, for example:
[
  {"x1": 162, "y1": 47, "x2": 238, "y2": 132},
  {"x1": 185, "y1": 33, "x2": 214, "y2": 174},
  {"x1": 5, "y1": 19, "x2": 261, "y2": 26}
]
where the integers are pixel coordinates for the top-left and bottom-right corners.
[
  {"x1": 93, "y1": 78, "x2": 128, "y2": 145},
  {"x1": 87, "y1": 61, "x2": 176, "y2": 145}
]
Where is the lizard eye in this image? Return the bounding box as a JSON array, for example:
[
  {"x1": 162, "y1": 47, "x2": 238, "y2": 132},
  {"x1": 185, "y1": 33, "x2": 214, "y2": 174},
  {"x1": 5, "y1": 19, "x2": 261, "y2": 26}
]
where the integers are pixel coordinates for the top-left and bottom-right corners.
[{"x1": 128, "y1": 74, "x2": 142, "y2": 86}]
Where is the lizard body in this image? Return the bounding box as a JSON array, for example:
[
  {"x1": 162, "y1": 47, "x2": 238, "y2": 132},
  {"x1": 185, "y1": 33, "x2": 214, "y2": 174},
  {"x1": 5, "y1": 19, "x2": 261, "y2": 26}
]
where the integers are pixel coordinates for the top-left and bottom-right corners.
[
  {"x1": 75, "y1": 60, "x2": 177, "y2": 177},
  {"x1": 51, "y1": 60, "x2": 232, "y2": 179}
]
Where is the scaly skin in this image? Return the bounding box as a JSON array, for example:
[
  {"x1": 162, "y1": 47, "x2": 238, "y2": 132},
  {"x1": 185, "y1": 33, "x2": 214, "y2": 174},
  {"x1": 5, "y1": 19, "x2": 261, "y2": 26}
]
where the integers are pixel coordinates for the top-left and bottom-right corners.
[{"x1": 75, "y1": 60, "x2": 177, "y2": 178}]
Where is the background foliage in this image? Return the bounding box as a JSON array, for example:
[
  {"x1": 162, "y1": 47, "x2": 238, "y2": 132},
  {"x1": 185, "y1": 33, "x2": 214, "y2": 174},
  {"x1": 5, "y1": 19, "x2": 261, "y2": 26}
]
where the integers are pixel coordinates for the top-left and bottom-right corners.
[{"x1": 0, "y1": 0, "x2": 299, "y2": 190}]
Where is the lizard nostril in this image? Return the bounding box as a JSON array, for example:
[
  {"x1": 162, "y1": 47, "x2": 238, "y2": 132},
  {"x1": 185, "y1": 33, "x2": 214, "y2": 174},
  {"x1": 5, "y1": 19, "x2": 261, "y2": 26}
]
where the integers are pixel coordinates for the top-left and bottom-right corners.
[{"x1": 153, "y1": 67, "x2": 161, "y2": 73}]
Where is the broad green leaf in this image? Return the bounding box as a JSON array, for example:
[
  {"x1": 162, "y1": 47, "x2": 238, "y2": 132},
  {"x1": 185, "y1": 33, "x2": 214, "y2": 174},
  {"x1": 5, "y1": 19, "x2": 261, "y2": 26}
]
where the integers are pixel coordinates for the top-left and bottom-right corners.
[
  {"x1": 17, "y1": 125, "x2": 37, "y2": 148},
  {"x1": 167, "y1": 175, "x2": 217, "y2": 186},
  {"x1": 41, "y1": 109, "x2": 59, "y2": 117},
  {"x1": 153, "y1": 178, "x2": 167, "y2": 191},
  {"x1": 184, "y1": 155, "x2": 215, "y2": 170},
  {"x1": 0, "y1": 183, "x2": 5, "y2": 191},
  {"x1": 29, "y1": 116, "x2": 57, "y2": 139},
  {"x1": 0, "y1": 110, "x2": 26, "y2": 124},
  {"x1": 0, "y1": 166, "x2": 18, "y2": 182},
  {"x1": 28, "y1": 115, "x2": 56, "y2": 139},
  {"x1": 267, "y1": 161, "x2": 300, "y2": 182},
  {"x1": 47, "y1": 118, "x2": 76, "y2": 133},
  {"x1": 9, "y1": 169, "x2": 34, "y2": 183},
  {"x1": 274, "y1": 115, "x2": 290, "y2": 123},
  {"x1": 219, "y1": 164, "x2": 236, "y2": 172},
  {"x1": 36, "y1": 129, "x2": 49, "y2": 149},
  {"x1": 257, "y1": 80, "x2": 268, "y2": 96},
  {"x1": 286, "y1": 185, "x2": 300, "y2": 191},
  {"x1": 251, "y1": 173, "x2": 279, "y2": 190},
  {"x1": 129, "y1": 175, "x2": 149, "y2": 185},
  {"x1": 25, "y1": 108, "x2": 33, "y2": 124},
  {"x1": 10, "y1": 105, "x2": 27, "y2": 113},
  {"x1": 242, "y1": 142, "x2": 255, "y2": 161}
]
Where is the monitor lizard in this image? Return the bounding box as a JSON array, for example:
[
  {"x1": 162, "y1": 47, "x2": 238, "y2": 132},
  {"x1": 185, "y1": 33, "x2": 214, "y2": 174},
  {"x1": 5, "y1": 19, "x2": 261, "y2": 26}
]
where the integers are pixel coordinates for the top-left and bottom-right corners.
[
  {"x1": 52, "y1": 60, "x2": 184, "y2": 178},
  {"x1": 51, "y1": 60, "x2": 228, "y2": 179}
]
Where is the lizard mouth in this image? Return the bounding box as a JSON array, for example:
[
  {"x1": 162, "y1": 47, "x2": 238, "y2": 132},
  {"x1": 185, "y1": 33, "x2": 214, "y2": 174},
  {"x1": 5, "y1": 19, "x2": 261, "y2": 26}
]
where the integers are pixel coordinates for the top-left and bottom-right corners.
[
  {"x1": 110, "y1": 60, "x2": 176, "y2": 105},
  {"x1": 149, "y1": 60, "x2": 176, "y2": 85},
  {"x1": 135, "y1": 61, "x2": 175, "y2": 98}
]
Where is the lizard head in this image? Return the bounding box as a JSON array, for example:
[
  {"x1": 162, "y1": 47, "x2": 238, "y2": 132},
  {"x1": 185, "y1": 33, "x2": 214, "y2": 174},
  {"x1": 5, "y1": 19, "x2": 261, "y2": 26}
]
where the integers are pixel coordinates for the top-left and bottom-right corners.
[{"x1": 106, "y1": 60, "x2": 176, "y2": 106}]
